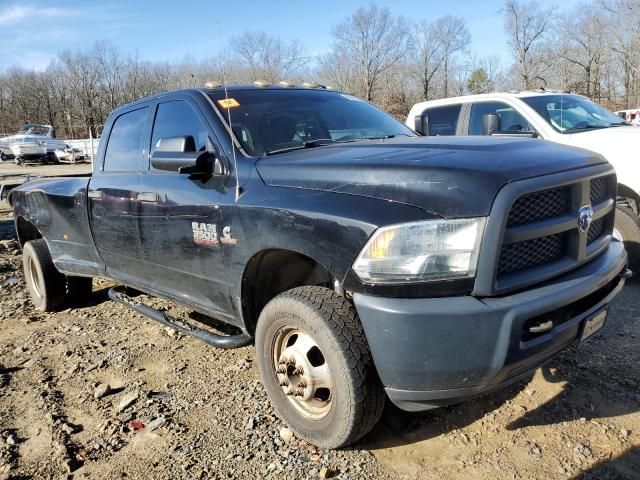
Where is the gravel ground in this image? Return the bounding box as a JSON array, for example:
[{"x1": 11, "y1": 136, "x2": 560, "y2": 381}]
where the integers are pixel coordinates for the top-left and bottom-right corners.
[{"x1": 0, "y1": 207, "x2": 639, "y2": 480}]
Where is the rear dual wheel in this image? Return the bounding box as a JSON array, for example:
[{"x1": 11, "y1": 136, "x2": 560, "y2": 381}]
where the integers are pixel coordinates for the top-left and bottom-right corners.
[
  {"x1": 23, "y1": 239, "x2": 93, "y2": 311},
  {"x1": 256, "y1": 286, "x2": 385, "y2": 449}
]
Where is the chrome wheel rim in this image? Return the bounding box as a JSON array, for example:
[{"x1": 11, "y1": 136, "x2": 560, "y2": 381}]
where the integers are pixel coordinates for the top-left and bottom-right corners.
[
  {"x1": 272, "y1": 326, "x2": 333, "y2": 419},
  {"x1": 28, "y1": 256, "x2": 42, "y2": 300}
]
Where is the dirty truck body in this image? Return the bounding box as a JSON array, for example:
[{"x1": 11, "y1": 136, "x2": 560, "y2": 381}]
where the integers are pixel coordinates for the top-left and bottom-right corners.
[{"x1": 9, "y1": 86, "x2": 628, "y2": 448}]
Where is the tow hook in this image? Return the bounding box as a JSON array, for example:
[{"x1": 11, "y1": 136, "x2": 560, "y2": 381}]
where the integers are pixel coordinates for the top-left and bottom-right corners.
[
  {"x1": 529, "y1": 320, "x2": 554, "y2": 334},
  {"x1": 619, "y1": 268, "x2": 633, "y2": 279}
]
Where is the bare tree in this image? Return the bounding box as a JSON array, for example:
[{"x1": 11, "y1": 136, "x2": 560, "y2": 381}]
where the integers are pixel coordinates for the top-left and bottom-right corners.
[
  {"x1": 600, "y1": 0, "x2": 640, "y2": 107},
  {"x1": 559, "y1": 6, "x2": 607, "y2": 97},
  {"x1": 316, "y1": 49, "x2": 360, "y2": 93},
  {"x1": 503, "y1": 0, "x2": 557, "y2": 89},
  {"x1": 58, "y1": 50, "x2": 102, "y2": 137},
  {"x1": 230, "y1": 31, "x2": 308, "y2": 83},
  {"x1": 378, "y1": 61, "x2": 420, "y2": 119},
  {"x1": 330, "y1": 3, "x2": 410, "y2": 101},
  {"x1": 434, "y1": 15, "x2": 471, "y2": 97},
  {"x1": 93, "y1": 41, "x2": 127, "y2": 111},
  {"x1": 412, "y1": 20, "x2": 445, "y2": 100}
]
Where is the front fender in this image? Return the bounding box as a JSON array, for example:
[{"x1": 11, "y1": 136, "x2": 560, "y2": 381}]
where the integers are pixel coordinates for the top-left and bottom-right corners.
[{"x1": 222, "y1": 186, "x2": 436, "y2": 300}]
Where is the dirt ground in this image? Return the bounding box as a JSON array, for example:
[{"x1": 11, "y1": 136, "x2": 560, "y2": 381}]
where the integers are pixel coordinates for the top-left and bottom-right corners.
[{"x1": 0, "y1": 197, "x2": 639, "y2": 479}]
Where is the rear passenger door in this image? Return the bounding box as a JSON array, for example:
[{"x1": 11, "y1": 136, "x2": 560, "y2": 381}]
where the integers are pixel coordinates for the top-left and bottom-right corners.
[{"x1": 88, "y1": 106, "x2": 151, "y2": 283}]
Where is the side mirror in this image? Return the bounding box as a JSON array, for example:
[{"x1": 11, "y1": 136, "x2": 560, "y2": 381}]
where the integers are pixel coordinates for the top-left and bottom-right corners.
[
  {"x1": 150, "y1": 135, "x2": 225, "y2": 177},
  {"x1": 483, "y1": 114, "x2": 501, "y2": 136},
  {"x1": 155, "y1": 135, "x2": 195, "y2": 153},
  {"x1": 414, "y1": 114, "x2": 429, "y2": 136}
]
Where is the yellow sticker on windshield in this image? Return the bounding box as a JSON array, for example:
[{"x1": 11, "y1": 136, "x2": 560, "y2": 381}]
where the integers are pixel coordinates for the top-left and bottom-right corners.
[{"x1": 217, "y1": 98, "x2": 240, "y2": 109}]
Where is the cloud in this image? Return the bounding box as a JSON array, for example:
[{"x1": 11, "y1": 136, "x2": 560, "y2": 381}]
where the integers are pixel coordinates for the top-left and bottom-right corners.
[
  {"x1": 0, "y1": 2, "x2": 142, "y2": 72},
  {"x1": 0, "y1": 4, "x2": 80, "y2": 26}
]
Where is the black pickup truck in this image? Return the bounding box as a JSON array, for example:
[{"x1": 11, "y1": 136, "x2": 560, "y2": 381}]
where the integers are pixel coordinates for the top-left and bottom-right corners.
[{"x1": 8, "y1": 84, "x2": 629, "y2": 448}]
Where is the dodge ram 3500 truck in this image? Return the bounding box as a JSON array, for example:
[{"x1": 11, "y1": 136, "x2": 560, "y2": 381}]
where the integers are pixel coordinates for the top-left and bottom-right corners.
[{"x1": 9, "y1": 84, "x2": 630, "y2": 448}]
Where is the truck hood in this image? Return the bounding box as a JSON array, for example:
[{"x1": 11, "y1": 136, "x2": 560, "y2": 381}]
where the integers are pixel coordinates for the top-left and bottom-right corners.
[
  {"x1": 561, "y1": 125, "x2": 639, "y2": 153},
  {"x1": 256, "y1": 137, "x2": 606, "y2": 218},
  {"x1": 559, "y1": 126, "x2": 640, "y2": 193}
]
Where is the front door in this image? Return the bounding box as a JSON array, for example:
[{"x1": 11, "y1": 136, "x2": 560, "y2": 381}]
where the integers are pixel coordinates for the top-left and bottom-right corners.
[
  {"x1": 135, "y1": 97, "x2": 232, "y2": 318},
  {"x1": 467, "y1": 101, "x2": 532, "y2": 135}
]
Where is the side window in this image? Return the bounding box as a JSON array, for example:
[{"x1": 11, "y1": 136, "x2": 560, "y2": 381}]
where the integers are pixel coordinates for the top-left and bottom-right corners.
[
  {"x1": 469, "y1": 102, "x2": 530, "y2": 135},
  {"x1": 425, "y1": 105, "x2": 462, "y2": 136},
  {"x1": 103, "y1": 107, "x2": 149, "y2": 171},
  {"x1": 151, "y1": 100, "x2": 209, "y2": 156}
]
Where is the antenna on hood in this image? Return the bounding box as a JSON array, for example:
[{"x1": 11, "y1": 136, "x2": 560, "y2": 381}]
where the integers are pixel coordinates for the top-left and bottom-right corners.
[{"x1": 216, "y1": 22, "x2": 241, "y2": 202}]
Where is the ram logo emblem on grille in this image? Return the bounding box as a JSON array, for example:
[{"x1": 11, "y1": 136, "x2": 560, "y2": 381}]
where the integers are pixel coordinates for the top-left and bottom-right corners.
[{"x1": 578, "y1": 205, "x2": 594, "y2": 233}]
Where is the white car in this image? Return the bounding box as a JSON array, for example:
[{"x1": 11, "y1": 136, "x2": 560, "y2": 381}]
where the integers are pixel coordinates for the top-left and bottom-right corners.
[
  {"x1": 407, "y1": 91, "x2": 640, "y2": 272},
  {"x1": 615, "y1": 109, "x2": 640, "y2": 126}
]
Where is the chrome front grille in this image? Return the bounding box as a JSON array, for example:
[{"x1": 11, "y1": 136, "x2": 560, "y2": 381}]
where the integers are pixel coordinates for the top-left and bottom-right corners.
[{"x1": 495, "y1": 173, "x2": 616, "y2": 291}]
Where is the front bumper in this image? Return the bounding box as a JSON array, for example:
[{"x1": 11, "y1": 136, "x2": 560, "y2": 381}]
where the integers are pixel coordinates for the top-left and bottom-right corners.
[{"x1": 353, "y1": 240, "x2": 627, "y2": 412}]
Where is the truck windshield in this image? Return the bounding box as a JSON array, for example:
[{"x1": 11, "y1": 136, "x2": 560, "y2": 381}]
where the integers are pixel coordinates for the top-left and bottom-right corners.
[
  {"x1": 520, "y1": 94, "x2": 627, "y2": 134},
  {"x1": 208, "y1": 89, "x2": 415, "y2": 156}
]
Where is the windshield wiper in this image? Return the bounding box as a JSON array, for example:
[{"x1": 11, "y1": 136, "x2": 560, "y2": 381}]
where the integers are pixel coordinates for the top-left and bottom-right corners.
[
  {"x1": 265, "y1": 138, "x2": 344, "y2": 156},
  {"x1": 264, "y1": 133, "x2": 413, "y2": 156},
  {"x1": 363, "y1": 133, "x2": 413, "y2": 140},
  {"x1": 563, "y1": 125, "x2": 608, "y2": 133}
]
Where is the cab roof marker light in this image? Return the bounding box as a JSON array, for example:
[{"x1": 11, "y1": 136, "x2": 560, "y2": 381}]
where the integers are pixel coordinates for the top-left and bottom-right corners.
[
  {"x1": 205, "y1": 80, "x2": 222, "y2": 88},
  {"x1": 279, "y1": 80, "x2": 296, "y2": 88},
  {"x1": 253, "y1": 80, "x2": 270, "y2": 87}
]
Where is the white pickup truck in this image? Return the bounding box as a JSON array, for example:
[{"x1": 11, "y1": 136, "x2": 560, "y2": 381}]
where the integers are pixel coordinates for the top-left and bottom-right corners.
[{"x1": 407, "y1": 91, "x2": 640, "y2": 272}]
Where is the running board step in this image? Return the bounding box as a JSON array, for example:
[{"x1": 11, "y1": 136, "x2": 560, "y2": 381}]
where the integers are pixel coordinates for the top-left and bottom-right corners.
[{"x1": 108, "y1": 287, "x2": 252, "y2": 349}]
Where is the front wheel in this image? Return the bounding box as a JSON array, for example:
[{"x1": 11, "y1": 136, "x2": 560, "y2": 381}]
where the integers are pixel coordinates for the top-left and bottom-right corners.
[
  {"x1": 256, "y1": 286, "x2": 385, "y2": 449},
  {"x1": 614, "y1": 204, "x2": 640, "y2": 274}
]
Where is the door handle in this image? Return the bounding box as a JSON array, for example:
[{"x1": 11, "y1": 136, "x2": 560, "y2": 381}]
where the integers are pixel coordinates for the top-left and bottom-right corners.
[
  {"x1": 88, "y1": 190, "x2": 104, "y2": 200},
  {"x1": 138, "y1": 192, "x2": 160, "y2": 203}
]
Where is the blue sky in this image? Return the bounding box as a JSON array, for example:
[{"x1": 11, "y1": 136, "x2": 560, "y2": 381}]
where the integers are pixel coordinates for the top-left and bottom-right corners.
[{"x1": 0, "y1": 0, "x2": 578, "y2": 72}]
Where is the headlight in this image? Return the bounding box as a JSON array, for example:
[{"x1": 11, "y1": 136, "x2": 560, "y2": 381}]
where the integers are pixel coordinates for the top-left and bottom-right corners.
[{"x1": 352, "y1": 218, "x2": 486, "y2": 283}]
